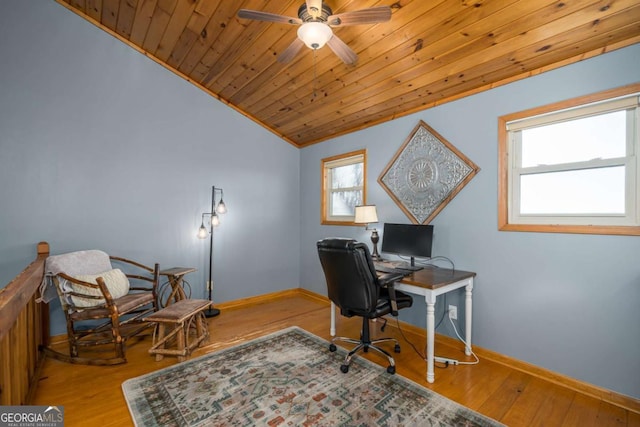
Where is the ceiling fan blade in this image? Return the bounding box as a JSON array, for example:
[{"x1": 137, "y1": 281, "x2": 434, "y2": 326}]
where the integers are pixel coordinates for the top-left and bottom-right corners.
[
  {"x1": 278, "y1": 38, "x2": 305, "y2": 63},
  {"x1": 326, "y1": 34, "x2": 358, "y2": 65},
  {"x1": 237, "y1": 9, "x2": 302, "y2": 25},
  {"x1": 328, "y1": 6, "x2": 392, "y2": 26},
  {"x1": 305, "y1": 0, "x2": 323, "y2": 18}
]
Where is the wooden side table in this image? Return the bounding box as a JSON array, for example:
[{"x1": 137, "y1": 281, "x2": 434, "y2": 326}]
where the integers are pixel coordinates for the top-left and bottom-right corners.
[
  {"x1": 144, "y1": 298, "x2": 211, "y2": 362},
  {"x1": 158, "y1": 267, "x2": 196, "y2": 307}
]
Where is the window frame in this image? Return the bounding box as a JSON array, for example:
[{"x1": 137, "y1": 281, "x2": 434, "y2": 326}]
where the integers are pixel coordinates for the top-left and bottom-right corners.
[
  {"x1": 321, "y1": 149, "x2": 367, "y2": 225},
  {"x1": 498, "y1": 83, "x2": 640, "y2": 236}
]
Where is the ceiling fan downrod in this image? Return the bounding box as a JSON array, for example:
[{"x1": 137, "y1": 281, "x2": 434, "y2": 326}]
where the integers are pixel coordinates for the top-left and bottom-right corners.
[{"x1": 297, "y1": 3, "x2": 333, "y2": 23}]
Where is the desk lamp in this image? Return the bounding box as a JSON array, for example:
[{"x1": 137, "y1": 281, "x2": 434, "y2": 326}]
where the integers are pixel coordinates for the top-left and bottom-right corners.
[
  {"x1": 197, "y1": 186, "x2": 227, "y2": 317},
  {"x1": 354, "y1": 205, "x2": 382, "y2": 260}
]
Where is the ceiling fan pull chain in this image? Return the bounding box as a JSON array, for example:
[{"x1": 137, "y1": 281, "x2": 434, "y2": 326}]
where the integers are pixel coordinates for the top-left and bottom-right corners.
[{"x1": 313, "y1": 49, "x2": 318, "y2": 99}]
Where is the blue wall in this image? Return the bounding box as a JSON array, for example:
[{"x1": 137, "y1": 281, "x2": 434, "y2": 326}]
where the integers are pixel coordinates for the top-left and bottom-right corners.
[
  {"x1": 1, "y1": 0, "x2": 638, "y2": 401},
  {"x1": 0, "y1": 1, "x2": 301, "y2": 332},
  {"x1": 300, "y1": 45, "x2": 640, "y2": 399}
]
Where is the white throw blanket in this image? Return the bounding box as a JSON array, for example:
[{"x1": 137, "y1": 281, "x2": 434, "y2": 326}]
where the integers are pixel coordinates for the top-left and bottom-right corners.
[{"x1": 38, "y1": 249, "x2": 113, "y2": 303}]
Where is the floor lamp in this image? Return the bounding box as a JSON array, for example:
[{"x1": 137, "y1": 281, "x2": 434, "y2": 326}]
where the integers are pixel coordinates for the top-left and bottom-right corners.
[{"x1": 197, "y1": 186, "x2": 227, "y2": 318}]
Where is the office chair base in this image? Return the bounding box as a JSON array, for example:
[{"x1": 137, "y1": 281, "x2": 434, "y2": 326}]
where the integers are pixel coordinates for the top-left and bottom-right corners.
[{"x1": 329, "y1": 336, "x2": 400, "y2": 374}]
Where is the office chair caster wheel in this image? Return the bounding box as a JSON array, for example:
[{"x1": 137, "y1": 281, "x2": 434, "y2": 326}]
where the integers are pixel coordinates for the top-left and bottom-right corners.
[
  {"x1": 394, "y1": 344, "x2": 401, "y2": 353},
  {"x1": 340, "y1": 364, "x2": 349, "y2": 373},
  {"x1": 387, "y1": 365, "x2": 396, "y2": 374},
  {"x1": 329, "y1": 344, "x2": 337, "y2": 352}
]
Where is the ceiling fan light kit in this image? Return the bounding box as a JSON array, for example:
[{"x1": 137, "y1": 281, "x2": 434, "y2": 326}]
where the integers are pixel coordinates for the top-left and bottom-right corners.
[
  {"x1": 238, "y1": 1, "x2": 391, "y2": 65},
  {"x1": 298, "y1": 22, "x2": 333, "y2": 49}
]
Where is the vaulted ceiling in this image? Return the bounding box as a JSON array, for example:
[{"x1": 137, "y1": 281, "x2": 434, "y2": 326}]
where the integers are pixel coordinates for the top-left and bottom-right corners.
[{"x1": 57, "y1": 0, "x2": 640, "y2": 147}]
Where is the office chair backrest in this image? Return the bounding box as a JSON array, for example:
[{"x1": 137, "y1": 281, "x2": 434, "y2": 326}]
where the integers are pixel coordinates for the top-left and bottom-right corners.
[{"x1": 317, "y1": 238, "x2": 380, "y2": 316}]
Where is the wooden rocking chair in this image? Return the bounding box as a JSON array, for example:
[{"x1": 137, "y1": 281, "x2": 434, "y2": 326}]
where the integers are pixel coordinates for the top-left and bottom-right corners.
[{"x1": 42, "y1": 249, "x2": 159, "y2": 365}]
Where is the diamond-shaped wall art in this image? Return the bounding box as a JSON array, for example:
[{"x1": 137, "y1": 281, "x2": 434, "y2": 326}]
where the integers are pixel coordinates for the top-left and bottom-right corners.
[{"x1": 378, "y1": 121, "x2": 480, "y2": 224}]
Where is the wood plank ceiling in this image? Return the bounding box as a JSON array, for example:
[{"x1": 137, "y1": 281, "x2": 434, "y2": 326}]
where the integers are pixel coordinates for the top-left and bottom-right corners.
[{"x1": 57, "y1": 0, "x2": 640, "y2": 147}]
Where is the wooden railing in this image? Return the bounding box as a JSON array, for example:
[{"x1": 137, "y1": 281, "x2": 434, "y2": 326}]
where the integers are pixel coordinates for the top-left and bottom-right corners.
[{"x1": 0, "y1": 242, "x2": 50, "y2": 405}]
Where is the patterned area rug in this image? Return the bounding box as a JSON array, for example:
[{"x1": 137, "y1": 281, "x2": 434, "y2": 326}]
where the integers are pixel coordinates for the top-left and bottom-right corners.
[{"x1": 123, "y1": 327, "x2": 503, "y2": 426}]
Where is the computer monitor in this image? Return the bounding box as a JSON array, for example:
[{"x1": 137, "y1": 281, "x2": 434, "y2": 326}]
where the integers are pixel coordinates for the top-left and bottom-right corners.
[{"x1": 381, "y1": 223, "x2": 434, "y2": 266}]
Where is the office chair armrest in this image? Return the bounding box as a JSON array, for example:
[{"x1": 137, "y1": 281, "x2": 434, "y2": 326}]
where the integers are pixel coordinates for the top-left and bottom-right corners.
[
  {"x1": 378, "y1": 273, "x2": 403, "y2": 316},
  {"x1": 378, "y1": 273, "x2": 404, "y2": 286}
]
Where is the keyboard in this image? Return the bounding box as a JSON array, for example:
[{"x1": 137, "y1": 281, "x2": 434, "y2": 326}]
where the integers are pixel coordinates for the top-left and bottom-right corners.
[
  {"x1": 374, "y1": 262, "x2": 423, "y2": 275},
  {"x1": 374, "y1": 265, "x2": 409, "y2": 275},
  {"x1": 391, "y1": 262, "x2": 423, "y2": 271}
]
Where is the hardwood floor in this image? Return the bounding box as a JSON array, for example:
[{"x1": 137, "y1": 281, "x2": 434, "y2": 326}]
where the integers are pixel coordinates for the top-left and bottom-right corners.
[{"x1": 32, "y1": 292, "x2": 639, "y2": 426}]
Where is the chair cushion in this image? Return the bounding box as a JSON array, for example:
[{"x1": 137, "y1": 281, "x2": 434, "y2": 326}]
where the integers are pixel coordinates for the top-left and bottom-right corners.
[
  {"x1": 69, "y1": 268, "x2": 130, "y2": 308},
  {"x1": 70, "y1": 292, "x2": 155, "y2": 321},
  {"x1": 342, "y1": 289, "x2": 413, "y2": 318}
]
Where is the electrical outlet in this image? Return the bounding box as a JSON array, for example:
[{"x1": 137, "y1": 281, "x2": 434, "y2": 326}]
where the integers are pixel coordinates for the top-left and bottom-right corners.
[{"x1": 448, "y1": 305, "x2": 458, "y2": 320}]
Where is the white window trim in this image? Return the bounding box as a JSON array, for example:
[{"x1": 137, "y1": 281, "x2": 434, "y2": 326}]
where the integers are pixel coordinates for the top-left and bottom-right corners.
[
  {"x1": 498, "y1": 83, "x2": 640, "y2": 236},
  {"x1": 321, "y1": 150, "x2": 366, "y2": 225}
]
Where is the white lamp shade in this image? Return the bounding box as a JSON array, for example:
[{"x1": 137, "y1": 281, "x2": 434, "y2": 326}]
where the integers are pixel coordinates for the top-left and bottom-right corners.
[
  {"x1": 354, "y1": 205, "x2": 378, "y2": 224},
  {"x1": 297, "y1": 22, "x2": 333, "y2": 49}
]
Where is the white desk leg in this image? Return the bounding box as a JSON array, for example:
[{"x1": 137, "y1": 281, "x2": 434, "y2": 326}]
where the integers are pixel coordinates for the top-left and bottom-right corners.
[
  {"x1": 426, "y1": 295, "x2": 436, "y2": 383},
  {"x1": 330, "y1": 301, "x2": 336, "y2": 337},
  {"x1": 465, "y1": 281, "x2": 473, "y2": 355}
]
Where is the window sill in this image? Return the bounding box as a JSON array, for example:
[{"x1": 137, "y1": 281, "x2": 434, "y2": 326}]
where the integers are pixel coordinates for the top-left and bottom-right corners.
[
  {"x1": 321, "y1": 220, "x2": 358, "y2": 226},
  {"x1": 498, "y1": 222, "x2": 640, "y2": 236}
]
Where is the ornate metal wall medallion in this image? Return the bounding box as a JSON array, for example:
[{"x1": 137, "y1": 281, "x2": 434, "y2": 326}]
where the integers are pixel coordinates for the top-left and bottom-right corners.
[{"x1": 378, "y1": 121, "x2": 480, "y2": 224}]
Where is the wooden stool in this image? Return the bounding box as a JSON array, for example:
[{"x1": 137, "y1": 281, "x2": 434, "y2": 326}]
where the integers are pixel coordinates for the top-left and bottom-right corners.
[{"x1": 145, "y1": 299, "x2": 211, "y2": 361}]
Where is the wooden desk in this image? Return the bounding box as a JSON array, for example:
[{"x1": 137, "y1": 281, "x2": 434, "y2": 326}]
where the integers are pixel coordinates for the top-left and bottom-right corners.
[{"x1": 330, "y1": 267, "x2": 476, "y2": 383}]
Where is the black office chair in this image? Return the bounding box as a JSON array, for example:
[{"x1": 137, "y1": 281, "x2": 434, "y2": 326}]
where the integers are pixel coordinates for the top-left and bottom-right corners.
[{"x1": 317, "y1": 238, "x2": 413, "y2": 374}]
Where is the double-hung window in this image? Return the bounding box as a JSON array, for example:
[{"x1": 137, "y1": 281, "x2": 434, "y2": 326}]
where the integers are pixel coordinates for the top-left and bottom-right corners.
[
  {"x1": 321, "y1": 150, "x2": 366, "y2": 225},
  {"x1": 499, "y1": 84, "x2": 640, "y2": 235}
]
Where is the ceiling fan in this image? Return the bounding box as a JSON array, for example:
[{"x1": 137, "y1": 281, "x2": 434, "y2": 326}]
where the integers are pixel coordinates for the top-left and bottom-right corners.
[{"x1": 237, "y1": 1, "x2": 391, "y2": 65}]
